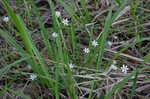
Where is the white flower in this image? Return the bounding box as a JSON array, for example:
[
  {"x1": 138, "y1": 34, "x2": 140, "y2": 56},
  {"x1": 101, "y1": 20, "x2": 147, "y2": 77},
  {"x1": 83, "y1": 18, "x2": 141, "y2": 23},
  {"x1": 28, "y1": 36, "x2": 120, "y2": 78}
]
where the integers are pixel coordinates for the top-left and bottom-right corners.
[
  {"x1": 107, "y1": 41, "x2": 113, "y2": 47},
  {"x1": 27, "y1": 65, "x2": 32, "y2": 70},
  {"x1": 3, "y1": 16, "x2": 9, "y2": 22},
  {"x1": 62, "y1": 18, "x2": 69, "y2": 26},
  {"x1": 83, "y1": 48, "x2": 90, "y2": 53},
  {"x1": 30, "y1": 74, "x2": 37, "y2": 80},
  {"x1": 113, "y1": 35, "x2": 118, "y2": 39},
  {"x1": 113, "y1": 60, "x2": 117, "y2": 64},
  {"x1": 110, "y1": 60, "x2": 117, "y2": 70},
  {"x1": 69, "y1": 63, "x2": 75, "y2": 69},
  {"x1": 92, "y1": 40, "x2": 98, "y2": 47},
  {"x1": 121, "y1": 64, "x2": 129, "y2": 74},
  {"x1": 110, "y1": 64, "x2": 118, "y2": 70},
  {"x1": 52, "y1": 32, "x2": 58, "y2": 38},
  {"x1": 55, "y1": 11, "x2": 61, "y2": 17}
]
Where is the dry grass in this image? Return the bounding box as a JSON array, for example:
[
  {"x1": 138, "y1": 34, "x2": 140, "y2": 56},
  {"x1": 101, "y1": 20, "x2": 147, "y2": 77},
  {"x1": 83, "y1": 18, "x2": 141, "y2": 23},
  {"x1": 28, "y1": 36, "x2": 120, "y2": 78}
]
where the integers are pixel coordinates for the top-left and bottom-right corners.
[{"x1": 0, "y1": 0, "x2": 150, "y2": 99}]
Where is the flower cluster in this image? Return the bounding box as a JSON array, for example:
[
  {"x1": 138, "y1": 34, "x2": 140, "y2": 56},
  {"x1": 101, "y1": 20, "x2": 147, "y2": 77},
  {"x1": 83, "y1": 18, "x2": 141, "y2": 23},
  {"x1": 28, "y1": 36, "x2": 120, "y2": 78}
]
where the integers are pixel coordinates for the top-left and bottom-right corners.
[
  {"x1": 109, "y1": 60, "x2": 129, "y2": 74},
  {"x1": 55, "y1": 11, "x2": 69, "y2": 26},
  {"x1": 52, "y1": 11, "x2": 70, "y2": 38},
  {"x1": 83, "y1": 40, "x2": 99, "y2": 54}
]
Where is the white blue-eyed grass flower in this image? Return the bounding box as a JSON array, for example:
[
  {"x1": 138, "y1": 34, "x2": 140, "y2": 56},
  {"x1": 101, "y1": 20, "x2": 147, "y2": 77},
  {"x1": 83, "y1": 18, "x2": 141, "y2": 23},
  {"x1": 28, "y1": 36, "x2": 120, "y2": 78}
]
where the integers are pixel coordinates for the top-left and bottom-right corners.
[
  {"x1": 83, "y1": 48, "x2": 90, "y2": 54},
  {"x1": 55, "y1": 11, "x2": 61, "y2": 17},
  {"x1": 121, "y1": 64, "x2": 129, "y2": 74},
  {"x1": 3, "y1": 16, "x2": 9, "y2": 22},
  {"x1": 92, "y1": 40, "x2": 98, "y2": 47},
  {"x1": 107, "y1": 41, "x2": 113, "y2": 47},
  {"x1": 110, "y1": 60, "x2": 117, "y2": 70},
  {"x1": 113, "y1": 35, "x2": 118, "y2": 39},
  {"x1": 62, "y1": 18, "x2": 69, "y2": 26},
  {"x1": 52, "y1": 32, "x2": 58, "y2": 38},
  {"x1": 30, "y1": 74, "x2": 37, "y2": 80},
  {"x1": 68, "y1": 63, "x2": 75, "y2": 69}
]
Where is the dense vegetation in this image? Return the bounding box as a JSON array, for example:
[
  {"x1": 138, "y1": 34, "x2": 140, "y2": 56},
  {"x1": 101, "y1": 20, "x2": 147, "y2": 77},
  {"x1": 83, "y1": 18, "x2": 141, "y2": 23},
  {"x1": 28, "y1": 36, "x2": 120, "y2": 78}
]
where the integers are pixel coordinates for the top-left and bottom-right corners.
[{"x1": 0, "y1": 0, "x2": 150, "y2": 99}]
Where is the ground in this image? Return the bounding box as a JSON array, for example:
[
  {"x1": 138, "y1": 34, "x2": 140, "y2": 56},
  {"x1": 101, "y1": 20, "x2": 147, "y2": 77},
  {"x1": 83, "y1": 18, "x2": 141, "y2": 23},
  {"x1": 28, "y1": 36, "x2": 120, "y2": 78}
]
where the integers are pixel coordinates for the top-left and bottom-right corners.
[{"x1": 0, "y1": 0, "x2": 150, "y2": 99}]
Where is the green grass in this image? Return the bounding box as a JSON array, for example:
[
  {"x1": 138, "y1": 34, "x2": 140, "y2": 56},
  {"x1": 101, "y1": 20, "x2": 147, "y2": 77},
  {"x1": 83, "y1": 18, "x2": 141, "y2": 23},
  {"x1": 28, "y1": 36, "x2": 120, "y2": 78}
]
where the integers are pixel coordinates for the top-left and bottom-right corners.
[
  {"x1": 0, "y1": 0, "x2": 150, "y2": 99},
  {"x1": 1, "y1": 0, "x2": 54, "y2": 93}
]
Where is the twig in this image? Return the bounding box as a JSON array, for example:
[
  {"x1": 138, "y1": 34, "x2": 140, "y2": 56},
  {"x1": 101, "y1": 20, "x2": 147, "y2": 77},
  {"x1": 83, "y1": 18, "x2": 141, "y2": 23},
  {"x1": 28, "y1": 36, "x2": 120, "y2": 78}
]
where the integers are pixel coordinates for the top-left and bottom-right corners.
[{"x1": 105, "y1": 48, "x2": 150, "y2": 65}]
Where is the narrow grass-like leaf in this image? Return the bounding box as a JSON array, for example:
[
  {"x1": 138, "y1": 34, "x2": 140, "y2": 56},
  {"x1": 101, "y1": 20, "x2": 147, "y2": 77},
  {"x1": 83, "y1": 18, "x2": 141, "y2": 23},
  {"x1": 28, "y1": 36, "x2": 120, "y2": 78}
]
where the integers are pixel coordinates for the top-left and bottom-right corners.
[
  {"x1": 80, "y1": 0, "x2": 91, "y2": 22},
  {"x1": 104, "y1": 66, "x2": 150, "y2": 99},
  {"x1": 105, "y1": 48, "x2": 150, "y2": 99},
  {"x1": 48, "y1": 0, "x2": 69, "y2": 63},
  {"x1": 56, "y1": 0, "x2": 81, "y2": 22},
  {"x1": 86, "y1": 0, "x2": 129, "y2": 69},
  {"x1": 86, "y1": 10, "x2": 112, "y2": 69},
  {"x1": 96, "y1": 10, "x2": 113, "y2": 68},
  {"x1": 2, "y1": 0, "x2": 54, "y2": 90},
  {"x1": 129, "y1": 70, "x2": 138, "y2": 98},
  {"x1": 106, "y1": 37, "x2": 150, "y2": 68},
  {"x1": 5, "y1": 88, "x2": 31, "y2": 99},
  {"x1": 2, "y1": 0, "x2": 33, "y2": 54},
  {"x1": 115, "y1": 0, "x2": 121, "y2": 6},
  {"x1": 0, "y1": 57, "x2": 29, "y2": 76},
  {"x1": 29, "y1": 0, "x2": 53, "y2": 58}
]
